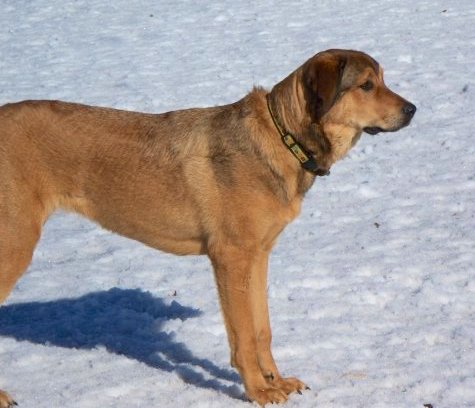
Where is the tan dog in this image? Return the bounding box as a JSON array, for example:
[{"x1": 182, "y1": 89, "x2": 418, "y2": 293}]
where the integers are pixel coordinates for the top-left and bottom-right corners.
[{"x1": 0, "y1": 49, "x2": 415, "y2": 407}]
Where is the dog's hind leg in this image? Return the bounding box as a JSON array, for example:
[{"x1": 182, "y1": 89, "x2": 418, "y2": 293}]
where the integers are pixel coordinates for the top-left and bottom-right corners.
[
  {"x1": 0, "y1": 170, "x2": 45, "y2": 305},
  {"x1": 0, "y1": 217, "x2": 42, "y2": 304},
  {"x1": 0, "y1": 193, "x2": 44, "y2": 407}
]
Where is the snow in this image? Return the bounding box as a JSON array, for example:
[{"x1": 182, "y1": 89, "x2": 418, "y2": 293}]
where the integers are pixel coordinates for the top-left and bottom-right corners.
[{"x1": 1, "y1": 0, "x2": 474, "y2": 407}]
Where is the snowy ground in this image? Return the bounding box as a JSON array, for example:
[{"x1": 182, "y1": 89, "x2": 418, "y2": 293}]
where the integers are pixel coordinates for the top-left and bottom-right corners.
[{"x1": 1, "y1": 0, "x2": 474, "y2": 407}]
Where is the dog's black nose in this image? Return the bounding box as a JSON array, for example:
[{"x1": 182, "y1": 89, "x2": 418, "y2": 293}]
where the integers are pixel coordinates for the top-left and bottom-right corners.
[{"x1": 402, "y1": 103, "x2": 417, "y2": 118}]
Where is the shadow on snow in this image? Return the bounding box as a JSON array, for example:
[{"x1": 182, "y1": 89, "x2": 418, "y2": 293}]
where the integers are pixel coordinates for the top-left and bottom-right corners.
[{"x1": 0, "y1": 288, "x2": 243, "y2": 400}]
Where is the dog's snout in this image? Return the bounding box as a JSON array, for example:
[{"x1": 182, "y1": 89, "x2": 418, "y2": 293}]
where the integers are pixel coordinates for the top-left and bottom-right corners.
[{"x1": 402, "y1": 103, "x2": 416, "y2": 118}]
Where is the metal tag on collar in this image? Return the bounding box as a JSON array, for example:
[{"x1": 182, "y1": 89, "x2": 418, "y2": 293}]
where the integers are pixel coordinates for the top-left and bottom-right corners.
[
  {"x1": 282, "y1": 134, "x2": 296, "y2": 148},
  {"x1": 282, "y1": 134, "x2": 310, "y2": 163},
  {"x1": 290, "y1": 145, "x2": 310, "y2": 164},
  {"x1": 282, "y1": 133, "x2": 311, "y2": 165}
]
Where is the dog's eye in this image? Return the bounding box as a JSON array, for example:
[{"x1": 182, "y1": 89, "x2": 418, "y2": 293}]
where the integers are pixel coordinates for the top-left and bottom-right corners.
[{"x1": 360, "y1": 80, "x2": 373, "y2": 91}]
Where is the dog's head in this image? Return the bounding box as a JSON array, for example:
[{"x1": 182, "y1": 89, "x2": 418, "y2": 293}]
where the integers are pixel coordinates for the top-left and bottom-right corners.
[
  {"x1": 301, "y1": 49, "x2": 416, "y2": 135},
  {"x1": 268, "y1": 49, "x2": 416, "y2": 170}
]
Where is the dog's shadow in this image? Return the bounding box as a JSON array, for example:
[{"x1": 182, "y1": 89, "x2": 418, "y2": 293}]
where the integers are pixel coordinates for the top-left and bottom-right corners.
[{"x1": 0, "y1": 288, "x2": 243, "y2": 399}]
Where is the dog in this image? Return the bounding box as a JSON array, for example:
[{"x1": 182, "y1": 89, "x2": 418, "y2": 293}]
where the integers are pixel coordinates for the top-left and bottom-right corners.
[{"x1": 0, "y1": 49, "x2": 415, "y2": 407}]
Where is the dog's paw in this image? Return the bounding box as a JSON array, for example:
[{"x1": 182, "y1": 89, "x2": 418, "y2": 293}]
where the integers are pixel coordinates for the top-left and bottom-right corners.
[
  {"x1": 0, "y1": 390, "x2": 17, "y2": 408},
  {"x1": 269, "y1": 376, "x2": 308, "y2": 395},
  {"x1": 246, "y1": 385, "x2": 288, "y2": 406}
]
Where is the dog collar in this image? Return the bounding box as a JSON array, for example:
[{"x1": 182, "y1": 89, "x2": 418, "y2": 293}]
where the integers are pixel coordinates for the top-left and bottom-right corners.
[{"x1": 266, "y1": 94, "x2": 330, "y2": 177}]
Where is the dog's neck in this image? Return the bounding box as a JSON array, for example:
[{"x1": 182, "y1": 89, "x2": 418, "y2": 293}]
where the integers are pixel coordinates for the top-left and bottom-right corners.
[
  {"x1": 268, "y1": 71, "x2": 333, "y2": 173},
  {"x1": 266, "y1": 94, "x2": 330, "y2": 177}
]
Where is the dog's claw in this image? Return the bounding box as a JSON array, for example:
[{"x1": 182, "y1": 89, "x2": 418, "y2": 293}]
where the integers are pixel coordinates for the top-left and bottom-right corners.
[
  {"x1": 305, "y1": 386, "x2": 311, "y2": 390},
  {"x1": 297, "y1": 390, "x2": 302, "y2": 395}
]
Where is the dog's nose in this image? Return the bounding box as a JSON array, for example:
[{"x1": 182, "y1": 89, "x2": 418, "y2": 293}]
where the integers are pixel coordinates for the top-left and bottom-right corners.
[{"x1": 402, "y1": 103, "x2": 417, "y2": 118}]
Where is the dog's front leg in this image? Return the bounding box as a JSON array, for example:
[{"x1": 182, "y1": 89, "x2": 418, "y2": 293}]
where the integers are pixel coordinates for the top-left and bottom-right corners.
[
  {"x1": 252, "y1": 253, "x2": 308, "y2": 395},
  {"x1": 209, "y1": 246, "x2": 288, "y2": 406}
]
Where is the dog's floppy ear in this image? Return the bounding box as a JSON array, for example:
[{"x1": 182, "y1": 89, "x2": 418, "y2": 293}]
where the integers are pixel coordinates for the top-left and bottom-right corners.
[{"x1": 302, "y1": 51, "x2": 347, "y2": 123}]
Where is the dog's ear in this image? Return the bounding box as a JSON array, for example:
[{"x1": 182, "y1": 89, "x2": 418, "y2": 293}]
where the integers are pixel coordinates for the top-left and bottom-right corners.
[{"x1": 302, "y1": 52, "x2": 347, "y2": 123}]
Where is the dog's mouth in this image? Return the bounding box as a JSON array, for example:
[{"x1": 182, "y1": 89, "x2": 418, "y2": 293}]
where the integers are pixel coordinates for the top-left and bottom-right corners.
[
  {"x1": 364, "y1": 115, "x2": 415, "y2": 135},
  {"x1": 363, "y1": 126, "x2": 385, "y2": 135}
]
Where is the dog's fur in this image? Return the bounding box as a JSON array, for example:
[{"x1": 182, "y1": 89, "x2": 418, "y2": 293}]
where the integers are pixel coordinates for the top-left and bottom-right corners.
[{"x1": 0, "y1": 49, "x2": 415, "y2": 407}]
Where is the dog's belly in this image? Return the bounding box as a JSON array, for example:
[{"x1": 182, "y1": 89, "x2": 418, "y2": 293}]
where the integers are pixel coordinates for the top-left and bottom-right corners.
[
  {"x1": 82, "y1": 206, "x2": 206, "y2": 256},
  {"x1": 94, "y1": 207, "x2": 205, "y2": 256},
  {"x1": 80, "y1": 175, "x2": 207, "y2": 256}
]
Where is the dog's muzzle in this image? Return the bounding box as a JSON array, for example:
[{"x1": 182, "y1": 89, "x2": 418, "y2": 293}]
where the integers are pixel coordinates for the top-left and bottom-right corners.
[{"x1": 364, "y1": 102, "x2": 417, "y2": 135}]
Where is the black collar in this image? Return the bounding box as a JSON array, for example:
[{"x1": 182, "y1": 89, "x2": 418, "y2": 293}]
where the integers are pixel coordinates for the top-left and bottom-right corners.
[{"x1": 266, "y1": 94, "x2": 330, "y2": 177}]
